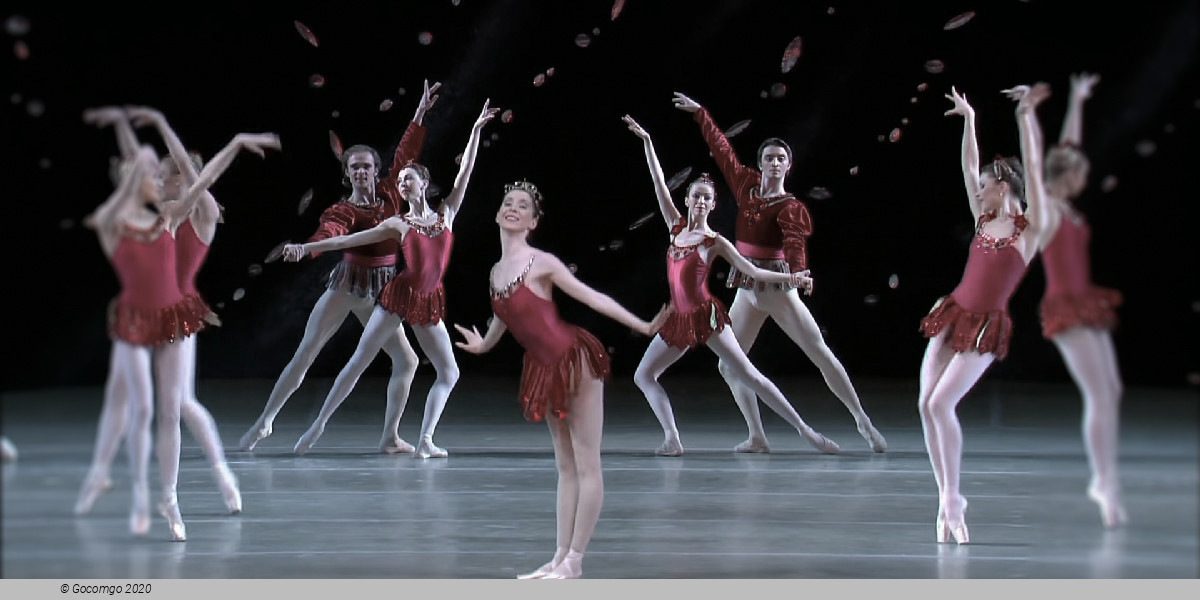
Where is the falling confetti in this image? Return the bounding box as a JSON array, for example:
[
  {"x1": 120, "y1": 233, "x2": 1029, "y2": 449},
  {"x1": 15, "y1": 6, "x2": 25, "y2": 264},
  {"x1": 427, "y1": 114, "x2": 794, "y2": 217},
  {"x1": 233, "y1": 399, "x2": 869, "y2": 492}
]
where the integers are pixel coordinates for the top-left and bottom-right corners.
[
  {"x1": 26, "y1": 99, "x2": 43, "y2": 117},
  {"x1": 379, "y1": 98, "x2": 393, "y2": 111},
  {"x1": 608, "y1": 240, "x2": 624, "y2": 250},
  {"x1": 781, "y1": 36, "x2": 803, "y2": 73},
  {"x1": 418, "y1": 32, "x2": 434, "y2": 45},
  {"x1": 910, "y1": 97, "x2": 919, "y2": 104},
  {"x1": 666, "y1": 166, "x2": 693, "y2": 191},
  {"x1": 607, "y1": 346, "x2": 616, "y2": 355},
  {"x1": 545, "y1": 67, "x2": 556, "y2": 77},
  {"x1": 568, "y1": 264, "x2": 578, "y2": 273},
  {"x1": 924, "y1": 60, "x2": 945, "y2": 74},
  {"x1": 611, "y1": 0, "x2": 626, "y2": 20},
  {"x1": 232, "y1": 288, "x2": 246, "y2": 301},
  {"x1": 943, "y1": 11, "x2": 976, "y2": 30},
  {"x1": 5, "y1": 15, "x2": 30, "y2": 36},
  {"x1": 864, "y1": 294, "x2": 879, "y2": 305},
  {"x1": 724, "y1": 119, "x2": 752, "y2": 138},
  {"x1": 490, "y1": 132, "x2": 500, "y2": 141},
  {"x1": 533, "y1": 73, "x2": 546, "y2": 87},
  {"x1": 827, "y1": 7, "x2": 836, "y2": 15},
  {"x1": 598, "y1": 244, "x2": 606, "y2": 251},
  {"x1": 248, "y1": 264, "x2": 264, "y2": 276},
  {"x1": 397, "y1": 87, "x2": 407, "y2": 96},
  {"x1": 13, "y1": 40, "x2": 29, "y2": 60},
  {"x1": 216, "y1": 302, "x2": 225, "y2": 310},
  {"x1": 715, "y1": 272, "x2": 726, "y2": 280},
  {"x1": 575, "y1": 33, "x2": 591, "y2": 48},
  {"x1": 328, "y1": 130, "x2": 344, "y2": 158},
  {"x1": 888, "y1": 274, "x2": 899, "y2": 289},
  {"x1": 331, "y1": 110, "x2": 340, "y2": 118},
  {"x1": 38, "y1": 157, "x2": 50, "y2": 169},
  {"x1": 297, "y1": 189, "x2": 314, "y2": 215},
  {"x1": 917, "y1": 82, "x2": 929, "y2": 92},
  {"x1": 452, "y1": 0, "x2": 461, "y2": 5},
  {"x1": 454, "y1": 153, "x2": 463, "y2": 165},
  {"x1": 1135, "y1": 140, "x2": 1156, "y2": 157},
  {"x1": 849, "y1": 165, "x2": 859, "y2": 175},
  {"x1": 807, "y1": 187, "x2": 832, "y2": 200},
  {"x1": 309, "y1": 74, "x2": 326, "y2": 88},
  {"x1": 770, "y1": 83, "x2": 788, "y2": 98},
  {"x1": 481, "y1": 140, "x2": 491, "y2": 148},
  {"x1": 1100, "y1": 175, "x2": 1118, "y2": 193},
  {"x1": 592, "y1": 27, "x2": 601, "y2": 35},
  {"x1": 501, "y1": 109, "x2": 514, "y2": 123},
  {"x1": 889, "y1": 128, "x2": 903, "y2": 142},
  {"x1": 901, "y1": 117, "x2": 910, "y2": 125},
  {"x1": 628, "y1": 212, "x2": 656, "y2": 230},
  {"x1": 877, "y1": 134, "x2": 885, "y2": 142},
  {"x1": 265, "y1": 241, "x2": 289, "y2": 263},
  {"x1": 759, "y1": 91, "x2": 769, "y2": 99},
  {"x1": 294, "y1": 21, "x2": 319, "y2": 47}
]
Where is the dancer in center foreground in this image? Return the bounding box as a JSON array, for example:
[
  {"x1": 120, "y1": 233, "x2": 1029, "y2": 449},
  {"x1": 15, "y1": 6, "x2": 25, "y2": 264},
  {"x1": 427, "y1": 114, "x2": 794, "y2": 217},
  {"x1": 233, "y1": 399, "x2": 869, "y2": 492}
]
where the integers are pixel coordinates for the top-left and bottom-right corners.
[
  {"x1": 672, "y1": 92, "x2": 886, "y2": 453},
  {"x1": 239, "y1": 80, "x2": 440, "y2": 454},
  {"x1": 454, "y1": 181, "x2": 670, "y2": 579},
  {"x1": 623, "y1": 115, "x2": 839, "y2": 457},
  {"x1": 917, "y1": 85, "x2": 1052, "y2": 544},
  {"x1": 284, "y1": 100, "x2": 498, "y2": 456}
]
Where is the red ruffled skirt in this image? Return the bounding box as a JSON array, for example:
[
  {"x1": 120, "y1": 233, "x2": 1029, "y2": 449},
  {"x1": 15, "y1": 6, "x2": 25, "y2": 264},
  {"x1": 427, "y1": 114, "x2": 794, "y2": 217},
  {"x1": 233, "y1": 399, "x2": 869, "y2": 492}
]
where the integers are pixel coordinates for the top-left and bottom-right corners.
[
  {"x1": 658, "y1": 298, "x2": 731, "y2": 350},
  {"x1": 108, "y1": 296, "x2": 209, "y2": 347},
  {"x1": 1040, "y1": 286, "x2": 1122, "y2": 339},
  {"x1": 378, "y1": 281, "x2": 446, "y2": 326},
  {"x1": 519, "y1": 327, "x2": 611, "y2": 423},
  {"x1": 919, "y1": 295, "x2": 1014, "y2": 360}
]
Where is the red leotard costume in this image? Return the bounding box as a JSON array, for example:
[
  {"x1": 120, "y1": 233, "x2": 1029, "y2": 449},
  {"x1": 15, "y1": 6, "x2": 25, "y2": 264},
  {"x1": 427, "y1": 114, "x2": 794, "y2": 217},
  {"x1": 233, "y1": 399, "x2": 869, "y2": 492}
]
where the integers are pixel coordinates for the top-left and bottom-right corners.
[
  {"x1": 490, "y1": 257, "x2": 611, "y2": 423},
  {"x1": 1039, "y1": 214, "x2": 1121, "y2": 338},
  {"x1": 376, "y1": 212, "x2": 453, "y2": 326},
  {"x1": 693, "y1": 108, "x2": 811, "y2": 291},
  {"x1": 306, "y1": 121, "x2": 428, "y2": 298},
  {"x1": 657, "y1": 221, "x2": 732, "y2": 349},
  {"x1": 920, "y1": 213, "x2": 1031, "y2": 360},
  {"x1": 108, "y1": 217, "x2": 206, "y2": 346},
  {"x1": 175, "y1": 220, "x2": 220, "y2": 330}
]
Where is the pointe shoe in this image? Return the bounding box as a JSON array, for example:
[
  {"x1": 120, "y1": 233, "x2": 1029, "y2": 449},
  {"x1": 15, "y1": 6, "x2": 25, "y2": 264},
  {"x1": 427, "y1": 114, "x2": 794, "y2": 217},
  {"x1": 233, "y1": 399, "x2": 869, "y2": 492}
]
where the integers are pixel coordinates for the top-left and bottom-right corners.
[
  {"x1": 74, "y1": 474, "x2": 114, "y2": 515},
  {"x1": 379, "y1": 437, "x2": 415, "y2": 455},
  {"x1": 414, "y1": 437, "x2": 448, "y2": 459},
  {"x1": 238, "y1": 424, "x2": 272, "y2": 451},
  {"x1": 655, "y1": 437, "x2": 683, "y2": 457},
  {"x1": 158, "y1": 501, "x2": 186, "y2": 542},
  {"x1": 1088, "y1": 484, "x2": 1128, "y2": 529},
  {"x1": 516, "y1": 561, "x2": 558, "y2": 579},
  {"x1": 214, "y1": 464, "x2": 242, "y2": 514},
  {"x1": 857, "y1": 420, "x2": 887, "y2": 453},
  {"x1": 293, "y1": 425, "x2": 324, "y2": 455},
  {"x1": 801, "y1": 428, "x2": 841, "y2": 454},
  {"x1": 936, "y1": 498, "x2": 970, "y2": 545},
  {"x1": 734, "y1": 438, "x2": 770, "y2": 453},
  {"x1": 0, "y1": 437, "x2": 16, "y2": 462},
  {"x1": 542, "y1": 553, "x2": 583, "y2": 579},
  {"x1": 130, "y1": 487, "x2": 151, "y2": 537}
]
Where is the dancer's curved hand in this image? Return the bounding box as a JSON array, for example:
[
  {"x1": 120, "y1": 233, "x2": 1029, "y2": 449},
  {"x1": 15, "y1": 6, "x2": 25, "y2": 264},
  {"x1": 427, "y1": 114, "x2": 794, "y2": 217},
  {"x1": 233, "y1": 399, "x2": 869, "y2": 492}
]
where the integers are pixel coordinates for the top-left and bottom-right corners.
[
  {"x1": 623, "y1": 115, "x2": 650, "y2": 139},
  {"x1": 1002, "y1": 83, "x2": 1050, "y2": 111},
  {"x1": 236, "y1": 133, "x2": 283, "y2": 157},
  {"x1": 125, "y1": 106, "x2": 165, "y2": 128},
  {"x1": 790, "y1": 270, "x2": 814, "y2": 295},
  {"x1": 453, "y1": 323, "x2": 485, "y2": 354},
  {"x1": 1070, "y1": 72, "x2": 1100, "y2": 100},
  {"x1": 943, "y1": 86, "x2": 973, "y2": 118},
  {"x1": 416, "y1": 79, "x2": 441, "y2": 121},
  {"x1": 82, "y1": 106, "x2": 125, "y2": 127},
  {"x1": 282, "y1": 243, "x2": 307, "y2": 262},
  {"x1": 474, "y1": 99, "x2": 499, "y2": 130},
  {"x1": 672, "y1": 92, "x2": 701, "y2": 113},
  {"x1": 643, "y1": 303, "x2": 673, "y2": 336}
]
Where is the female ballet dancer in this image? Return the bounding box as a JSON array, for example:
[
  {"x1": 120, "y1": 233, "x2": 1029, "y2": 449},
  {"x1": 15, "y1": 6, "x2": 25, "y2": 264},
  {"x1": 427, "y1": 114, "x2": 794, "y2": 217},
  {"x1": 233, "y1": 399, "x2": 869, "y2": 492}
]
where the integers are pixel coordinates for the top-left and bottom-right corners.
[
  {"x1": 1019, "y1": 73, "x2": 1126, "y2": 528},
  {"x1": 454, "y1": 180, "x2": 669, "y2": 579},
  {"x1": 239, "y1": 80, "x2": 441, "y2": 454},
  {"x1": 86, "y1": 128, "x2": 273, "y2": 541},
  {"x1": 623, "y1": 115, "x2": 839, "y2": 457},
  {"x1": 283, "y1": 100, "x2": 498, "y2": 457},
  {"x1": 74, "y1": 107, "x2": 267, "y2": 516},
  {"x1": 917, "y1": 85, "x2": 1052, "y2": 544},
  {"x1": 672, "y1": 92, "x2": 886, "y2": 454}
]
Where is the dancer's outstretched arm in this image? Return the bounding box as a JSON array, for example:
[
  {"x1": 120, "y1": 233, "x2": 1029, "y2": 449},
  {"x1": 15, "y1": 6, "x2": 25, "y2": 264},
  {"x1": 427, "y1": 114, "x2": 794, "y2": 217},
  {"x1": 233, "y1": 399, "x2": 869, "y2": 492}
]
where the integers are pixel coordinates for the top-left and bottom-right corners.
[
  {"x1": 165, "y1": 133, "x2": 281, "y2": 223},
  {"x1": 710, "y1": 234, "x2": 812, "y2": 292},
  {"x1": 441, "y1": 100, "x2": 499, "y2": 222},
  {"x1": 944, "y1": 86, "x2": 984, "y2": 221},
  {"x1": 453, "y1": 316, "x2": 508, "y2": 355},
  {"x1": 84, "y1": 106, "x2": 139, "y2": 160},
  {"x1": 291, "y1": 215, "x2": 408, "y2": 258},
  {"x1": 622, "y1": 115, "x2": 682, "y2": 230},
  {"x1": 543, "y1": 253, "x2": 671, "y2": 336}
]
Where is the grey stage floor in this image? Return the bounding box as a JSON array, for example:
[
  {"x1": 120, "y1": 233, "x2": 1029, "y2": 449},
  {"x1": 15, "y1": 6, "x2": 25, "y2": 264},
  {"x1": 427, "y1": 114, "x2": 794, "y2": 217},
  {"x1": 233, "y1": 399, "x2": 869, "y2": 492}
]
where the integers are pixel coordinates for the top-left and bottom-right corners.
[{"x1": 2, "y1": 375, "x2": 1197, "y2": 579}]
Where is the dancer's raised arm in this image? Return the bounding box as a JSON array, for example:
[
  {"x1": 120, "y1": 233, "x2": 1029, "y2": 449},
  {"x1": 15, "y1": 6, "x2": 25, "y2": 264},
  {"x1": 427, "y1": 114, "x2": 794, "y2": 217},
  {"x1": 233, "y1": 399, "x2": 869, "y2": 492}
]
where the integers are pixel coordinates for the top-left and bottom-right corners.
[
  {"x1": 623, "y1": 115, "x2": 681, "y2": 230},
  {"x1": 441, "y1": 100, "x2": 499, "y2": 222},
  {"x1": 84, "y1": 106, "x2": 139, "y2": 159},
  {"x1": 673, "y1": 92, "x2": 755, "y2": 193},
  {"x1": 1060, "y1": 72, "x2": 1099, "y2": 147},
  {"x1": 1008, "y1": 83, "x2": 1057, "y2": 249},
  {"x1": 944, "y1": 86, "x2": 984, "y2": 221}
]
